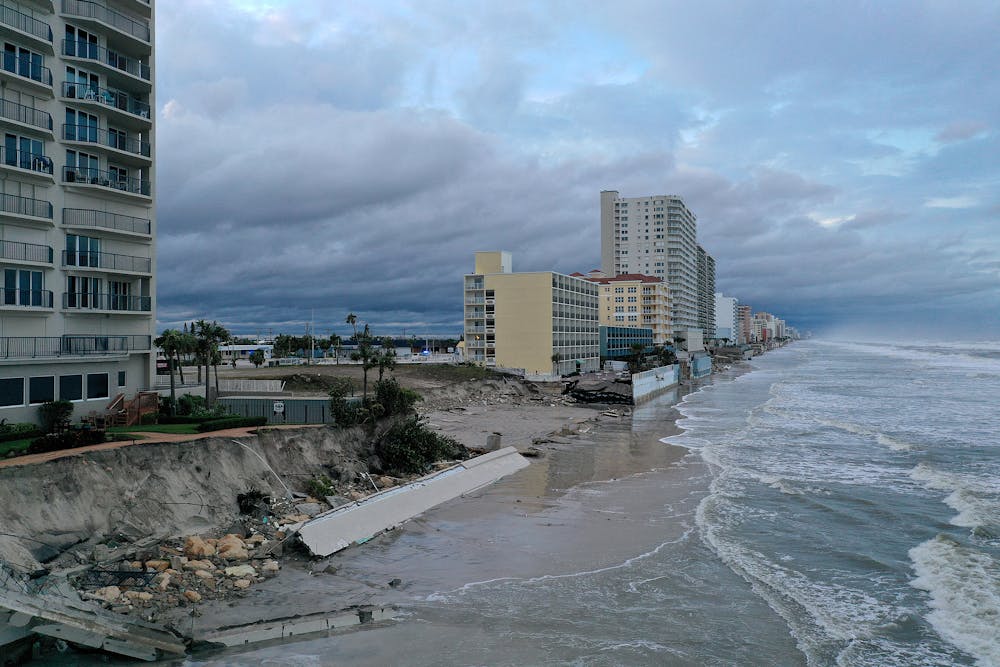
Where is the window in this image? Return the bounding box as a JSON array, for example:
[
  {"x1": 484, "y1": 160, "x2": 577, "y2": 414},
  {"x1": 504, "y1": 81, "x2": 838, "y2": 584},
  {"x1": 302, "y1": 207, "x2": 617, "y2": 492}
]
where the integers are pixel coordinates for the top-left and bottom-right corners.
[
  {"x1": 4, "y1": 133, "x2": 45, "y2": 172},
  {"x1": 117, "y1": 370, "x2": 126, "y2": 387},
  {"x1": 66, "y1": 275, "x2": 101, "y2": 308},
  {"x1": 29, "y1": 376, "x2": 54, "y2": 404},
  {"x1": 65, "y1": 26, "x2": 98, "y2": 59},
  {"x1": 65, "y1": 108, "x2": 98, "y2": 143},
  {"x1": 3, "y1": 43, "x2": 44, "y2": 82},
  {"x1": 3, "y1": 268, "x2": 44, "y2": 306},
  {"x1": 66, "y1": 148, "x2": 99, "y2": 181},
  {"x1": 0, "y1": 377, "x2": 24, "y2": 407},
  {"x1": 86, "y1": 373, "x2": 108, "y2": 399},
  {"x1": 66, "y1": 234, "x2": 100, "y2": 267},
  {"x1": 59, "y1": 374, "x2": 83, "y2": 401}
]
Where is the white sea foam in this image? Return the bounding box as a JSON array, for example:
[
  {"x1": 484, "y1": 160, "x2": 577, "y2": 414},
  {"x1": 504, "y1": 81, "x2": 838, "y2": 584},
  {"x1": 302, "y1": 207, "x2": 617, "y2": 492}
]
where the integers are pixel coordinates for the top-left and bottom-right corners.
[
  {"x1": 909, "y1": 535, "x2": 1000, "y2": 666},
  {"x1": 876, "y1": 433, "x2": 914, "y2": 451},
  {"x1": 909, "y1": 464, "x2": 1000, "y2": 532}
]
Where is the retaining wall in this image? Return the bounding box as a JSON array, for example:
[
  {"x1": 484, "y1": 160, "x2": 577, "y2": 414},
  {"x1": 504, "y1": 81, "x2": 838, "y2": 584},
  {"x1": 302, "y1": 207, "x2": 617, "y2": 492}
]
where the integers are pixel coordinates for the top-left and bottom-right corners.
[{"x1": 631, "y1": 364, "x2": 680, "y2": 403}]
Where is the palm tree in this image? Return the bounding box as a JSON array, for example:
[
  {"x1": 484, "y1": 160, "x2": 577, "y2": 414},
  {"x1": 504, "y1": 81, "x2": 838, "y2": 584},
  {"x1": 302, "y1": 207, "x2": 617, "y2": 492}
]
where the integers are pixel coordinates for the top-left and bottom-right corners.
[
  {"x1": 629, "y1": 343, "x2": 646, "y2": 373},
  {"x1": 551, "y1": 352, "x2": 561, "y2": 375},
  {"x1": 345, "y1": 313, "x2": 358, "y2": 338},
  {"x1": 377, "y1": 337, "x2": 397, "y2": 382},
  {"x1": 329, "y1": 334, "x2": 342, "y2": 364},
  {"x1": 154, "y1": 329, "x2": 183, "y2": 413},
  {"x1": 195, "y1": 320, "x2": 229, "y2": 405},
  {"x1": 350, "y1": 324, "x2": 377, "y2": 399}
]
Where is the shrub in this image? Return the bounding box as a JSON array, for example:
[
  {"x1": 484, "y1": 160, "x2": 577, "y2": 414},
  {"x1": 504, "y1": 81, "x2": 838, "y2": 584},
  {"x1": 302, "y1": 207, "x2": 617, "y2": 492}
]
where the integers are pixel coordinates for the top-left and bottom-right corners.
[
  {"x1": 329, "y1": 378, "x2": 364, "y2": 427},
  {"x1": 237, "y1": 488, "x2": 270, "y2": 516},
  {"x1": 195, "y1": 416, "x2": 267, "y2": 433},
  {"x1": 305, "y1": 475, "x2": 336, "y2": 498},
  {"x1": 139, "y1": 412, "x2": 158, "y2": 426},
  {"x1": 373, "y1": 378, "x2": 421, "y2": 417},
  {"x1": 376, "y1": 415, "x2": 464, "y2": 475},
  {"x1": 28, "y1": 429, "x2": 105, "y2": 454},
  {"x1": 38, "y1": 400, "x2": 74, "y2": 434},
  {"x1": 157, "y1": 415, "x2": 221, "y2": 424},
  {"x1": 158, "y1": 395, "x2": 176, "y2": 416},
  {"x1": 0, "y1": 423, "x2": 41, "y2": 443}
]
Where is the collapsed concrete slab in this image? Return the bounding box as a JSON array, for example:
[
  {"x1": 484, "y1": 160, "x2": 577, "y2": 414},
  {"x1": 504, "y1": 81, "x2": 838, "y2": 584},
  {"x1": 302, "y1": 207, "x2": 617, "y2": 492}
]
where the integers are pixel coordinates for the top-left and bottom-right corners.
[
  {"x1": 297, "y1": 447, "x2": 530, "y2": 557},
  {"x1": 198, "y1": 605, "x2": 396, "y2": 648}
]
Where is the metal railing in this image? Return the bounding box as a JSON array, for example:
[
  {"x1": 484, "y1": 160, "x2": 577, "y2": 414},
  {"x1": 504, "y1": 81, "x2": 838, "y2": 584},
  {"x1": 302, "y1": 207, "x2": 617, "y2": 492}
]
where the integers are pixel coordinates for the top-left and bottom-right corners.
[
  {"x1": 0, "y1": 97, "x2": 52, "y2": 131},
  {"x1": 63, "y1": 123, "x2": 150, "y2": 157},
  {"x1": 1, "y1": 287, "x2": 53, "y2": 307},
  {"x1": 0, "y1": 334, "x2": 150, "y2": 358},
  {"x1": 61, "y1": 39, "x2": 149, "y2": 80},
  {"x1": 0, "y1": 239, "x2": 52, "y2": 263},
  {"x1": 61, "y1": 81, "x2": 150, "y2": 119},
  {"x1": 0, "y1": 192, "x2": 52, "y2": 219},
  {"x1": 1, "y1": 52, "x2": 51, "y2": 85},
  {"x1": 62, "y1": 207, "x2": 149, "y2": 235},
  {"x1": 62, "y1": 291, "x2": 151, "y2": 312},
  {"x1": 0, "y1": 3, "x2": 52, "y2": 41},
  {"x1": 63, "y1": 249, "x2": 150, "y2": 273},
  {"x1": 0, "y1": 146, "x2": 53, "y2": 174},
  {"x1": 61, "y1": 0, "x2": 150, "y2": 42},
  {"x1": 62, "y1": 166, "x2": 150, "y2": 196}
]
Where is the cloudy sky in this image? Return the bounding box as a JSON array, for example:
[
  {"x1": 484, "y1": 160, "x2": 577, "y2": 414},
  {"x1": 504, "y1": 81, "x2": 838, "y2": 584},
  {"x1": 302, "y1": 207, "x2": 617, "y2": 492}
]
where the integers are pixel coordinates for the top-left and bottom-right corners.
[{"x1": 154, "y1": 0, "x2": 1000, "y2": 338}]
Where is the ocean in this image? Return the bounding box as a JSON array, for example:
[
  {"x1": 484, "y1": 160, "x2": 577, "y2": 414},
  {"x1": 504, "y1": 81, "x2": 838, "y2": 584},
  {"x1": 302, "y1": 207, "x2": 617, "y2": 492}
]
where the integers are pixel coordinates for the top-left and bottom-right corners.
[{"x1": 186, "y1": 340, "x2": 999, "y2": 667}]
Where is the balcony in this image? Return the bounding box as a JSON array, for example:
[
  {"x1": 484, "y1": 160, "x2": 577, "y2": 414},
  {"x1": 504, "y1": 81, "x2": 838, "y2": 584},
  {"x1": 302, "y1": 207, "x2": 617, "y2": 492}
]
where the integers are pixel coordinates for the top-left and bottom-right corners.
[
  {"x1": 0, "y1": 334, "x2": 150, "y2": 359},
  {"x1": 0, "y1": 3, "x2": 53, "y2": 47},
  {"x1": 0, "y1": 239, "x2": 52, "y2": 264},
  {"x1": 63, "y1": 166, "x2": 150, "y2": 198},
  {"x1": 62, "y1": 249, "x2": 150, "y2": 273},
  {"x1": 0, "y1": 97, "x2": 52, "y2": 133},
  {"x1": 63, "y1": 123, "x2": 150, "y2": 162},
  {"x1": 61, "y1": 0, "x2": 150, "y2": 45},
  {"x1": 1, "y1": 287, "x2": 53, "y2": 308},
  {"x1": 62, "y1": 291, "x2": 150, "y2": 312},
  {"x1": 0, "y1": 51, "x2": 51, "y2": 93},
  {"x1": 0, "y1": 146, "x2": 54, "y2": 179},
  {"x1": 61, "y1": 39, "x2": 150, "y2": 85},
  {"x1": 62, "y1": 207, "x2": 150, "y2": 236},
  {"x1": 0, "y1": 192, "x2": 52, "y2": 222},
  {"x1": 61, "y1": 81, "x2": 150, "y2": 126}
]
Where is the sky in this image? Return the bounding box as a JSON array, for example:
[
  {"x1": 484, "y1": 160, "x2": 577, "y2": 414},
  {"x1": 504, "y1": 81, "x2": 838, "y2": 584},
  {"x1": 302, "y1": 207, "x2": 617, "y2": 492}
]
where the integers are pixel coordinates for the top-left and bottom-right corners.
[{"x1": 154, "y1": 0, "x2": 1000, "y2": 338}]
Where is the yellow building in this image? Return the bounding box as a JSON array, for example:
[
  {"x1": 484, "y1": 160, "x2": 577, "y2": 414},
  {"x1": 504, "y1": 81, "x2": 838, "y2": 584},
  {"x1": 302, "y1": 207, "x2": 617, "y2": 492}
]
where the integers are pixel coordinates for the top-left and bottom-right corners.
[
  {"x1": 575, "y1": 270, "x2": 672, "y2": 346},
  {"x1": 464, "y1": 252, "x2": 599, "y2": 376}
]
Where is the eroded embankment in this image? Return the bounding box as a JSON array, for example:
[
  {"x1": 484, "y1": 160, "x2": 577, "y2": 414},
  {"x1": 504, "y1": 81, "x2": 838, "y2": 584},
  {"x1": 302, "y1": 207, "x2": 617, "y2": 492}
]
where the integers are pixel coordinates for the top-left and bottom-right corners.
[{"x1": 0, "y1": 426, "x2": 376, "y2": 571}]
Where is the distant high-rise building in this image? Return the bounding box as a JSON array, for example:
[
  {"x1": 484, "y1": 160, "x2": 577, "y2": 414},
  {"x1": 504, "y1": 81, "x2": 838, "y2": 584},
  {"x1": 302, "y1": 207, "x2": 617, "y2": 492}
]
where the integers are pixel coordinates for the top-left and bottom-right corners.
[
  {"x1": 714, "y1": 293, "x2": 738, "y2": 342},
  {"x1": 736, "y1": 304, "x2": 752, "y2": 344},
  {"x1": 600, "y1": 190, "x2": 700, "y2": 336},
  {"x1": 1, "y1": 0, "x2": 156, "y2": 423},
  {"x1": 697, "y1": 245, "x2": 716, "y2": 338},
  {"x1": 575, "y1": 270, "x2": 672, "y2": 346}
]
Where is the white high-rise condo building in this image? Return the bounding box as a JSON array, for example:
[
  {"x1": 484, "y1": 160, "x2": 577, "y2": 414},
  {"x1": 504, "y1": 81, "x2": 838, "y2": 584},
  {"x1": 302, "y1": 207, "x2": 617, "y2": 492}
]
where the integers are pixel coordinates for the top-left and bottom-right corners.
[
  {"x1": 714, "y1": 292, "x2": 738, "y2": 343},
  {"x1": 0, "y1": 0, "x2": 155, "y2": 423},
  {"x1": 600, "y1": 190, "x2": 716, "y2": 338}
]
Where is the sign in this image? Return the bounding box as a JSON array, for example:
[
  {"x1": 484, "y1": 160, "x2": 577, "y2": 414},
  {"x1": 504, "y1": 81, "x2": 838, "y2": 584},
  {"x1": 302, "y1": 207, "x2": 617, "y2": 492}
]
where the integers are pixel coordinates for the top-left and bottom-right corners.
[
  {"x1": 272, "y1": 401, "x2": 285, "y2": 414},
  {"x1": 156, "y1": 359, "x2": 170, "y2": 375}
]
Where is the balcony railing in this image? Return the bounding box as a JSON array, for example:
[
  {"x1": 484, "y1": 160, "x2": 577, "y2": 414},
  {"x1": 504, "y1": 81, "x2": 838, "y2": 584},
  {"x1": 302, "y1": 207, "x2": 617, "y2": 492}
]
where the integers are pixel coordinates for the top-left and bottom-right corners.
[
  {"x1": 61, "y1": 0, "x2": 149, "y2": 43},
  {"x1": 1, "y1": 287, "x2": 53, "y2": 307},
  {"x1": 0, "y1": 193, "x2": 52, "y2": 219},
  {"x1": 63, "y1": 207, "x2": 149, "y2": 235},
  {"x1": 0, "y1": 334, "x2": 150, "y2": 359},
  {"x1": 0, "y1": 97, "x2": 52, "y2": 131},
  {"x1": 63, "y1": 124, "x2": 150, "y2": 157},
  {"x1": 63, "y1": 249, "x2": 150, "y2": 273},
  {"x1": 0, "y1": 239, "x2": 52, "y2": 263},
  {"x1": 62, "y1": 81, "x2": 150, "y2": 119},
  {"x1": 63, "y1": 166, "x2": 150, "y2": 196},
  {"x1": 62, "y1": 291, "x2": 151, "y2": 312},
  {"x1": 0, "y1": 147, "x2": 53, "y2": 174},
  {"x1": 0, "y1": 3, "x2": 52, "y2": 42},
  {"x1": 61, "y1": 39, "x2": 149, "y2": 80},
  {"x1": 1, "y1": 51, "x2": 51, "y2": 85}
]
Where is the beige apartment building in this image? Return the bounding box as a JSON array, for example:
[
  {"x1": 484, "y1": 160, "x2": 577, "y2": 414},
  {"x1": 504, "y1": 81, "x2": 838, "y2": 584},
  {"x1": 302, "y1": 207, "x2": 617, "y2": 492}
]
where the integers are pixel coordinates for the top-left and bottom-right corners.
[
  {"x1": 0, "y1": 0, "x2": 155, "y2": 423},
  {"x1": 574, "y1": 270, "x2": 672, "y2": 346},
  {"x1": 463, "y1": 251, "x2": 599, "y2": 376}
]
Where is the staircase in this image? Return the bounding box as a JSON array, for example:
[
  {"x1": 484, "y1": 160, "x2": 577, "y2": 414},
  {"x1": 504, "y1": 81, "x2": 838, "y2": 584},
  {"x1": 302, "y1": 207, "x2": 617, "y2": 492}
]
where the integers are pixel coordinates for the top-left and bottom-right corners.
[{"x1": 105, "y1": 392, "x2": 160, "y2": 427}]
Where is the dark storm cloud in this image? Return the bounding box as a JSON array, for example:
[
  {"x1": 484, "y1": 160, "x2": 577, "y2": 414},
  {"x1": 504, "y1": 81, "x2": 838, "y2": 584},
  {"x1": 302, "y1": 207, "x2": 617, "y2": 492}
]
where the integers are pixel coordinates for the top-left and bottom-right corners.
[{"x1": 154, "y1": 1, "x2": 1000, "y2": 336}]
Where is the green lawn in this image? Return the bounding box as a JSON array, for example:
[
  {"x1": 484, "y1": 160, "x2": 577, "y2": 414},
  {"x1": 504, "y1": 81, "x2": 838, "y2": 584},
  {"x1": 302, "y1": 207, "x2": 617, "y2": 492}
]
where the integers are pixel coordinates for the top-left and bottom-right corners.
[
  {"x1": 108, "y1": 423, "x2": 200, "y2": 435},
  {"x1": 0, "y1": 439, "x2": 33, "y2": 457}
]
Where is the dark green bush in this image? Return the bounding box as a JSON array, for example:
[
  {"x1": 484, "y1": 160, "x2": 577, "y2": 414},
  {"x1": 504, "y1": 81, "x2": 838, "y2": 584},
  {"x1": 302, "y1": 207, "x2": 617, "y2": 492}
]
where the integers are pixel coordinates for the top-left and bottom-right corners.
[
  {"x1": 373, "y1": 378, "x2": 421, "y2": 417},
  {"x1": 376, "y1": 416, "x2": 464, "y2": 475},
  {"x1": 28, "y1": 429, "x2": 106, "y2": 454},
  {"x1": 38, "y1": 400, "x2": 73, "y2": 434},
  {"x1": 139, "y1": 412, "x2": 158, "y2": 426},
  {"x1": 305, "y1": 475, "x2": 336, "y2": 498},
  {"x1": 0, "y1": 423, "x2": 41, "y2": 443},
  {"x1": 157, "y1": 415, "x2": 220, "y2": 424},
  {"x1": 176, "y1": 394, "x2": 205, "y2": 416},
  {"x1": 329, "y1": 378, "x2": 364, "y2": 427},
  {"x1": 195, "y1": 416, "x2": 267, "y2": 432}
]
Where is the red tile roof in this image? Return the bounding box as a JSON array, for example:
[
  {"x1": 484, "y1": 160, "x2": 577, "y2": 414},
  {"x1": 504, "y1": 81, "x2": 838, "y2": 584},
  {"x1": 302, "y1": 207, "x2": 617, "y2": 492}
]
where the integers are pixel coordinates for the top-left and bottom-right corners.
[{"x1": 581, "y1": 273, "x2": 664, "y2": 284}]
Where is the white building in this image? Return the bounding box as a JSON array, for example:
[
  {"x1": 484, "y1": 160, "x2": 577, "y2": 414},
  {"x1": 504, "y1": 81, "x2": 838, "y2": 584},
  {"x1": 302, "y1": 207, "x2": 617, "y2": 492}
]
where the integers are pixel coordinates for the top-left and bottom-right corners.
[
  {"x1": 0, "y1": 0, "x2": 155, "y2": 423},
  {"x1": 600, "y1": 190, "x2": 716, "y2": 338},
  {"x1": 714, "y1": 293, "x2": 738, "y2": 342}
]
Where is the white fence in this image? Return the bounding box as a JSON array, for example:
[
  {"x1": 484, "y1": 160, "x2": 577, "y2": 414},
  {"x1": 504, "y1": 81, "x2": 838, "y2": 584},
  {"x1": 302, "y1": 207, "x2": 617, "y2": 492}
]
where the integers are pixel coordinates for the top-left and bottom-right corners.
[
  {"x1": 631, "y1": 364, "x2": 679, "y2": 403},
  {"x1": 218, "y1": 379, "x2": 286, "y2": 393}
]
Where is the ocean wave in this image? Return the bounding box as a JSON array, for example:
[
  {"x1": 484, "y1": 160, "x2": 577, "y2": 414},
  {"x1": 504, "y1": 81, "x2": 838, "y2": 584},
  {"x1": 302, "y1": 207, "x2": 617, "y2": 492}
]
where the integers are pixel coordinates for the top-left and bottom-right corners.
[
  {"x1": 909, "y1": 535, "x2": 1000, "y2": 666},
  {"x1": 825, "y1": 340, "x2": 1000, "y2": 375},
  {"x1": 876, "y1": 434, "x2": 914, "y2": 452},
  {"x1": 909, "y1": 464, "x2": 1000, "y2": 533}
]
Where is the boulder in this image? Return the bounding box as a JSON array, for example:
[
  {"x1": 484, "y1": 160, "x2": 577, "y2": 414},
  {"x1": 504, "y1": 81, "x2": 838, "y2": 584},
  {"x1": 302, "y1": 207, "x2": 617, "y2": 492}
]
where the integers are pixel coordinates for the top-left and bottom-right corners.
[
  {"x1": 193, "y1": 569, "x2": 214, "y2": 581},
  {"x1": 169, "y1": 556, "x2": 187, "y2": 571},
  {"x1": 217, "y1": 534, "x2": 249, "y2": 561},
  {"x1": 261, "y1": 560, "x2": 280, "y2": 575},
  {"x1": 145, "y1": 559, "x2": 170, "y2": 572},
  {"x1": 183, "y1": 590, "x2": 202, "y2": 603},
  {"x1": 184, "y1": 536, "x2": 216, "y2": 558},
  {"x1": 154, "y1": 573, "x2": 171, "y2": 592},
  {"x1": 245, "y1": 534, "x2": 267, "y2": 545},
  {"x1": 224, "y1": 565, "x2": 256, "y2": 578},
  {"x1": 125, "y1": 591, "x2": 154, "y2": 603},
  {"x1": 295, "y1": 503, "x2": 322, "y2": 517},
  {"x1": 233, "y1": 579, "x2": 251, "y2": 590},
  {"x1": 280, "y1": 514, "x2": 311, "y2": 525},
  {"x1": 89, "y1": 585, "x2": 121, "y2": 603},
  {"x1": 183, "y1": 559, "x2": 215, "y2": 571}
]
